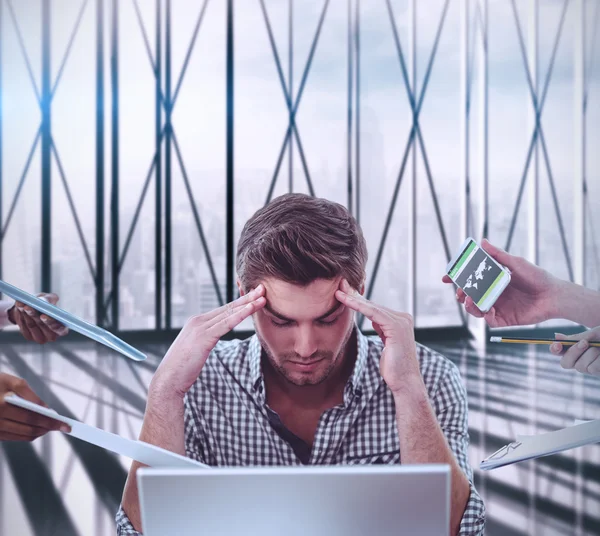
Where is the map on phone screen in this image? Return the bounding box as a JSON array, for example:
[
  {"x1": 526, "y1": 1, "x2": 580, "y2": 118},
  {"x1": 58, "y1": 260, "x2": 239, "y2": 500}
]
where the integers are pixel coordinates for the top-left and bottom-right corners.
[{"x1": 453, "y1": 247, "x2": 502, "y2": 304}]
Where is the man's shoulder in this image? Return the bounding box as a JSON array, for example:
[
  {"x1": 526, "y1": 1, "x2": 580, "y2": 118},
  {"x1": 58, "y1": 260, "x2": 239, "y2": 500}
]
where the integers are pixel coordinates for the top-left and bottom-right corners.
[
  {"x1": 415, "y1": 343, "x2": 465, "y2": 398},
  {"x1": 364, "y1": 334, "x2": 463, "y2": 394}
]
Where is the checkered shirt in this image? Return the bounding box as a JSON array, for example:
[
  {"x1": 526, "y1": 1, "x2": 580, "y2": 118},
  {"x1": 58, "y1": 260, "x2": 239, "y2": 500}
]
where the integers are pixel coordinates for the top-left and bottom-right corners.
[{"x1": 116, "y1": 328, "x2": 485, "y2": 534}]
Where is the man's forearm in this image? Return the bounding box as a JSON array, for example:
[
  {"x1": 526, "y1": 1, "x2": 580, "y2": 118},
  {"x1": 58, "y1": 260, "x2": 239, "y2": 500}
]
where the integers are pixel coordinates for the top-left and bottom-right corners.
[
  {"x1": 393, "y1": 378, "x2": 470, "y2": 536},
  {"x1": 121, "y1": 389, "x2": 186, "y2": 532},
  {"x1": 553, "y1": 281, "x2": 600, "y2": 328}
]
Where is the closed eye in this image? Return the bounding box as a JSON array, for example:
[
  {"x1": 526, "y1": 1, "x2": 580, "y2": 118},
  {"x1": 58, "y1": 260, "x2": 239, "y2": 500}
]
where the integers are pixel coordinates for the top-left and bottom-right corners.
[
  {"x1": 271, "y1": 319, "x2": 293, "y2": 328},
  {"x1": 317, "y1": 317, "x2": 339, "y2": 326}
]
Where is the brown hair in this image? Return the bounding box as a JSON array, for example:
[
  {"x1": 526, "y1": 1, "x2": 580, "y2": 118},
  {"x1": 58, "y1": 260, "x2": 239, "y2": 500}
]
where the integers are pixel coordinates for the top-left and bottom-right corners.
[{"x1": 236, "y1": 193, "x2": 368, "y2": 292}]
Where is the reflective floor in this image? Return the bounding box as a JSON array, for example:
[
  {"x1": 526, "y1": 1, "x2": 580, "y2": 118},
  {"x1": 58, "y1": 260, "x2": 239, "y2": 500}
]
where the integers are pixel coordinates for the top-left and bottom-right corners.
[{"x1": 0, "y1": 337, "x2": 599, "y2": 536}]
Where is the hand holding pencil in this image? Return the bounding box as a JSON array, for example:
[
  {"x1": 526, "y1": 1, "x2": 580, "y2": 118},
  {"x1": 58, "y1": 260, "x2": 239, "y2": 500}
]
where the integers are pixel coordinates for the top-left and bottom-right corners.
[
  {"x1": 491, "y1": 327, "x2": 600, "y2": 377},
  {"x1": 551, "y1": 327, "x2": 600, "y2": 376}
]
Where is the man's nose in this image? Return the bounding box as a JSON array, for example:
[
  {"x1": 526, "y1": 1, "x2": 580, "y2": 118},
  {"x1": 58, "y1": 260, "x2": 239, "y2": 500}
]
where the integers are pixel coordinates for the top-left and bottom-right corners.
[{"x1": 294, "y1": 326, "x2": 319, "y2": 358}]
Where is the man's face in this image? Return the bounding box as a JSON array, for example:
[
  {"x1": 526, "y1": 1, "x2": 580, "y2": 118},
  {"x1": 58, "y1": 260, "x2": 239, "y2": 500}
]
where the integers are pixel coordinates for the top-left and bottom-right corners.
[{"x1": 249, "y1": 278, "x2": 356, "y2": 387}]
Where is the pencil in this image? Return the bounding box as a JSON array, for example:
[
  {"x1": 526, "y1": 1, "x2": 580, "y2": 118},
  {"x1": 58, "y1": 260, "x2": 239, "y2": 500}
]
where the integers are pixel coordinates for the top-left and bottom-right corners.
[{"x1": 490, "y1": 336, "x2": 600, "y2": 347}]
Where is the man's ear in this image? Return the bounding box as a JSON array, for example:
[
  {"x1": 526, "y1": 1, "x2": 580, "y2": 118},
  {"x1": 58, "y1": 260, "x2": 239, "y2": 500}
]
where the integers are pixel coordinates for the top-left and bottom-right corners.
[
  {"x1": 359, "y1": 280, "x2": 366, "y2": 296},
  {"x1": 237, "y1": 280, "x2": 245, "y2": 297}
]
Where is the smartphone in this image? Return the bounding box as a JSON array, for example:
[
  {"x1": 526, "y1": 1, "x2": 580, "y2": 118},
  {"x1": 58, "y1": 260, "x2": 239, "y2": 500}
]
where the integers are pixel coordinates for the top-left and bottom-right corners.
[{"x1": 445, "y1": 237, "x2": 511, "y2": 313}]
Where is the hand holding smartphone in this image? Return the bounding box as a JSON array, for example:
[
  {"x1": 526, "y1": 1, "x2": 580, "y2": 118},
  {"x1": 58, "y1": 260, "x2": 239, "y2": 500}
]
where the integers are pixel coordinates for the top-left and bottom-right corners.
[{"x1": 446, "y1": 237, "x2": 511, "y2": 313}]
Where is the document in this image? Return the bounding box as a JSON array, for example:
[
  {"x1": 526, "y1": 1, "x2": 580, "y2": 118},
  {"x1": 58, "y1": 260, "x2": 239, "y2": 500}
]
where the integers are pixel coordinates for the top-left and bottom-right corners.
[
  {"x1": 5, "y1": 395, "x2": 207, "y2": 469},
  {"x1": 0, "y1": 279, "x2": 146, "y2": 362},
  {"x1": 481, "y1": 419, "x2": 600, "y2": 470}
]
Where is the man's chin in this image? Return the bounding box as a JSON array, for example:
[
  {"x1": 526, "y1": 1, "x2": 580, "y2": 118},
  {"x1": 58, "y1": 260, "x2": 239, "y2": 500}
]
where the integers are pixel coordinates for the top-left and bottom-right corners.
[
  {"x1": 281, "y1": 366, "x2": 329, "y2": 386},
  {"x1": 284, "y1": 374, "x2": 326, "y2": 387}
]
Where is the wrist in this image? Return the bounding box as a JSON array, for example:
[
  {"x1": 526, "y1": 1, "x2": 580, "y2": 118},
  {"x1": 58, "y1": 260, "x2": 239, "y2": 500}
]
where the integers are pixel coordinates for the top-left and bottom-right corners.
[
  {"x1": 550, "y1": 278, "x2": 582, "y2": 323},
  {"x1": 6, "y1": 305, "x2": 16, "y2": 325},
  {"x1": 390, "y1": 374, "x2": 428, "y2": 407},
  {"x1": 148, "y1": 377, "x2": 186, "y2": 406}
]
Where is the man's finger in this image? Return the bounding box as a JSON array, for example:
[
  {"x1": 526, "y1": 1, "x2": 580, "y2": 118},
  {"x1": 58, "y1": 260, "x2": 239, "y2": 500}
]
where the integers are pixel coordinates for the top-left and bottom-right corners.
[
  {"x1": 1, "y1": 405, "x2": 67, "y2": 432},
  {"x1": 573, "y1": 348, "x2": 600, "y2": 374},
  {"x1": 372, "y1": 321, "x2": 385, "y2": 341},
  {"x1": 37, "y1": 293, "x2": 59, "y2": 306},
  {"x1": 24, "y1": 323, "x2": 47, "y2": 344},
  {"x1": 22, "y1": 305, "x2": 41, "y2": 320},
  {"x1": 335, "y1": 290, "x2": 391, "y2": 327},
  {"x1": 205, "y1": 295, "x2": 267, "y2": 330},
  {"x1": 34, "y1": 319, "x2": 59, "y2": 343},
  {"x1": 481, "y1": 239, "x2": 513, "y2": 267},
  {"x1": 561, "y1": 339, "x2": 592, "y2": 369},
  {"x1": 442, "y1": 275, "x2": 452, "y2": 284},
  {"x1": 19, "y1": 313, "x2": 47, "y2": 343},
  {"x1": 18, "y1": 322, "x2": 35, "y2": 343},
  {"x1": 553, "y1": 330, "x2": 600, "y2": 356},
  {"x1": 207, "y1": 297, "x2": 266, "y2": 337},
  {"x1": 483, "y1": 307, "x2": 501, "y2": 328},
  {"x1": 456, "y1": 288, "x2": 466, "y2": 304},
  {"x1": 0, "y1": 431, "x2": 36, "y2": 442},
  {"x1": 0, "y1": 418, "x2": 49, "y2": 438},
  {"x1": 202, "y1": 285, "x2": 265, "y2": 323},
  {"x1": 464, "y1": 297, "x2": 484, "y2": 318},
  {"x1": 562, "y1": 329, "x2": 599, "y2": 342},
  {"x1": 550, "y1": 332, "x2": 568, "y2": 355},
  {"x1": 588, "y1": 357, "x2": 600, "y2": 376},
  {"x1": 40, "y1": 315, "x2": 69, "y2": 336}
]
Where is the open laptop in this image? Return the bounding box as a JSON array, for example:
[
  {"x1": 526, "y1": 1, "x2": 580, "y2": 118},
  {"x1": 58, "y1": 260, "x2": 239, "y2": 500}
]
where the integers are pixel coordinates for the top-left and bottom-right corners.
[{"x1": 137, "y1": 464, "x2": 450, "y2": 536}]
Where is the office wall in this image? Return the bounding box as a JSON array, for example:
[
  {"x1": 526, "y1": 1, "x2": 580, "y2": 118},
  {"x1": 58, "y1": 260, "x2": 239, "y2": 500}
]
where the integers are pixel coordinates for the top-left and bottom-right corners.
[{"x1": 0, "y1": 0, "x2": 598, "y2": 333}]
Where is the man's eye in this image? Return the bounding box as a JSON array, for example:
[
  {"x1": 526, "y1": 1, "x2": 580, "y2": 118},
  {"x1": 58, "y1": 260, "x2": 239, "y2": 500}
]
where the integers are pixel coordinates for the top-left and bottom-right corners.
[
  {"x1": 271, "y1": 319, "x2": 292, "y2": 328},
  {"x1": 318, "y1": 317, "x2": 338, "y2": 326}
]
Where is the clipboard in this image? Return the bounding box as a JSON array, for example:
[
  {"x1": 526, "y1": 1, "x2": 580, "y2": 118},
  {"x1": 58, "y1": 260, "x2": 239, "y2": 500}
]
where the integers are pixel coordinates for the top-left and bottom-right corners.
[
  {"x1": 481, "y1": 419, "x2": 600, "y2": 470},
  {"x1": 5, "y1": 395, "x2": 206, "y2": 469},
  {"x1": 0, "y1": 279, "x2": 146, "y2": 362}
]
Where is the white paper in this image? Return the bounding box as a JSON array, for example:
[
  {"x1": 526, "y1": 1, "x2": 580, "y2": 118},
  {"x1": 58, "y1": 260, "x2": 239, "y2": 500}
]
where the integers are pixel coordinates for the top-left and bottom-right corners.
[
  {"x1": 5, "y1": 395, "x2": 207, "y2": 469},
  {"x1": 481, "y1": 419, "x2": 600, "y2": 470}
]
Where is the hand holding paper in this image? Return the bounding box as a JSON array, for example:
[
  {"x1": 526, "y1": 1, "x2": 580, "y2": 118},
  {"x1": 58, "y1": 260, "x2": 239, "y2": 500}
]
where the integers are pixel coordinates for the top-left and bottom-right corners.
[{"x1": 4, "y1": 394, "x2": 207, "y2": 469}]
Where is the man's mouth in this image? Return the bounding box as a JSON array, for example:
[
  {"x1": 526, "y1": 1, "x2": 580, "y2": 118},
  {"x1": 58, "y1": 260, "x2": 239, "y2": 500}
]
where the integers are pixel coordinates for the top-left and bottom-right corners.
[{"x1": 288, "y1": 358, "x2": 324, "y2": 372}]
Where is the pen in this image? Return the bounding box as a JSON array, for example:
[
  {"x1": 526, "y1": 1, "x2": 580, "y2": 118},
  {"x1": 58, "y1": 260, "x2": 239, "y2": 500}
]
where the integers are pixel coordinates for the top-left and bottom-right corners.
[{"x1": 490, "y1": 336, "x2": 600, "y2": 347}]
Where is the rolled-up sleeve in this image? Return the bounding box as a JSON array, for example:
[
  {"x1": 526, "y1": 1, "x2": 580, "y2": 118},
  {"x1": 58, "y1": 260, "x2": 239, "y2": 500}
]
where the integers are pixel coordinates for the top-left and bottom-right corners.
[
  {"x1": 433, "y1": 361, "x2": 486, "y2": 535},
  {"x1": 115, "y1": 506, "x2": 143, "y2": 536}
]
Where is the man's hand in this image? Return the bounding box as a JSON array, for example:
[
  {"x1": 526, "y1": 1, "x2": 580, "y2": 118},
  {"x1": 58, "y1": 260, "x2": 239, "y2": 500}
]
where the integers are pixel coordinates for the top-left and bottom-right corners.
[
  {"x1": 442, "y1": 239, "x2": 559, "y2": 328},
  {"x1": 336, "y1": 280, "x2": 471, "y2": 535},
  {"x1": 120, "y1": 285, "x2": 266, "y2": 533},
  {"x1": 550, "y1": 327, "x2": 600, "y2": 376},
  {"x1": 150, "y1": 285, "x2": 266, "y2": 399},
  {"x1": 7, "y1": 293, "x2": 68, "y2": 344},
  {"x1": 335, "y1": 280, "x2": 423, "y2": 394},
  {"x1": 0, "y1": 373, "x2": 70, "y2": 441}
]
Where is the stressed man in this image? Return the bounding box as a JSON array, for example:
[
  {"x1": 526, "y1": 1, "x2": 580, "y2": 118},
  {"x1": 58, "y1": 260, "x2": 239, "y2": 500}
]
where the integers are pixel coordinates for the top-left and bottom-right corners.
[{"x1": 110, "y1": 193, "x2": 484, "y2": 534}]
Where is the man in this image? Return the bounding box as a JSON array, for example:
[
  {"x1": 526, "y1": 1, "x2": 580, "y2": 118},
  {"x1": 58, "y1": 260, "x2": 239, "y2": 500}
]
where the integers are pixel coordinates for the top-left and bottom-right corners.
[
  {"x1": 443, "y1": 239, "x2": 600, "y2": 376},
  {"x1": 115, "y1": 194, "x2": 484, "y2": 535}
]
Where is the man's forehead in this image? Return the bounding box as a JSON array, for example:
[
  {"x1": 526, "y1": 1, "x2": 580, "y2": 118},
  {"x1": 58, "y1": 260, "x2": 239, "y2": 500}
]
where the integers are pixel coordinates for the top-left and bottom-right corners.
[{"x1": 262, "y1": 277, "x2": 342, "y2": 318}]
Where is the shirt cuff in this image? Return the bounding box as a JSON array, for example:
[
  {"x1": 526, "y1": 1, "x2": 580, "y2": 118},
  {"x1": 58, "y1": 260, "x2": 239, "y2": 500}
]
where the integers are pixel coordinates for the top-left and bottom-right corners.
[
  {"x1": 116, "y1": 505, "x2": 144, "y2": 536},
  {"x1": 458, "y1": 480, "x2": 486, "y2": 535},
  {"x1": 0, "y1": 299, "x2": 16, "y2": 329}
]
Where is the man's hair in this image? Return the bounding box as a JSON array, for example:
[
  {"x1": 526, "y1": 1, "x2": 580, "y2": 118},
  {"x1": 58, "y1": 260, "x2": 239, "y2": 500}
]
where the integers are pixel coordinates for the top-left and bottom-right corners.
[{"x1": 236, "y1": 193, "x2": 368, "y2": 291}]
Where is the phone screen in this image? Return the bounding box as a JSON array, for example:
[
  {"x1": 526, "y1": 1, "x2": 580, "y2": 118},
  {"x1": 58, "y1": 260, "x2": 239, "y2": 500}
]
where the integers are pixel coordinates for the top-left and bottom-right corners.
[{"x1": 447, "y1": 239, "x2": 505, "y2": 308}]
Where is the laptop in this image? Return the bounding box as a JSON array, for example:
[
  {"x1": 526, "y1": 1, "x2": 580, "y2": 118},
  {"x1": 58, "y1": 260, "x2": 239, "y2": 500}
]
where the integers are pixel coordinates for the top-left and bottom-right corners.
[{"x1": 137, "y1": 464, "x2": 450, "y2": 536}]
